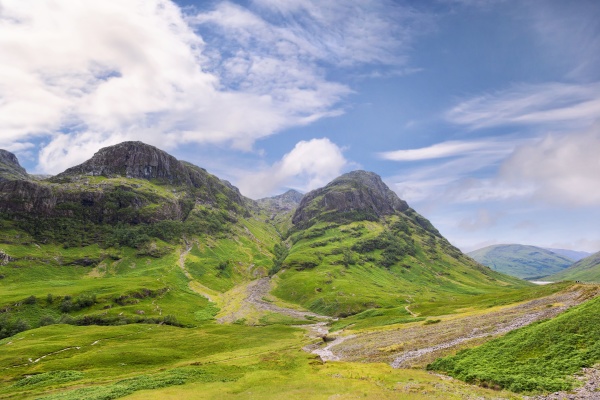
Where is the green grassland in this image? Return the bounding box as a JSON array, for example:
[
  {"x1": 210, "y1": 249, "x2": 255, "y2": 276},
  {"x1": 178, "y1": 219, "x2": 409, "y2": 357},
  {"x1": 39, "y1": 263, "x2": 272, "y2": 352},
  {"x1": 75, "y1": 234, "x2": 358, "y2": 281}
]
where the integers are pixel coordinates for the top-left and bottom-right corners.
[{"x1": 0, "y1": 323, "x2": 522, "y2": 400}]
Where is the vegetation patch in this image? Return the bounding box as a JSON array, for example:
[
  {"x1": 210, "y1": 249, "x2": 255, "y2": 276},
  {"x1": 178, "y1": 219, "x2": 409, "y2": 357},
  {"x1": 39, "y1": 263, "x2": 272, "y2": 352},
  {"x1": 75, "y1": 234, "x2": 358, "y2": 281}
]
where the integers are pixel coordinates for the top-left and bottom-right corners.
[{"x1": 428, "y1": 295, "x2": 600, "y2": 393}]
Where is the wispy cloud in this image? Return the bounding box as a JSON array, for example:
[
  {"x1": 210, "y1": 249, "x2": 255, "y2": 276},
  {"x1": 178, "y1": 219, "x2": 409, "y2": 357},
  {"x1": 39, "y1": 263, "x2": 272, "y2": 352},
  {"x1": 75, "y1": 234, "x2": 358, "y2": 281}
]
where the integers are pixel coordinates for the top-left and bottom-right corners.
[
  {"x1": 236, "y1": 138, "x2": 351, "y2": 199},
  {"x1": 378, "y1": 140, "x2": 509, "y2": 161},
  {"x1": 0, "y1": 0, "x2": 426, "y2": 174},
  {"x1": 382, "y1": 138, "x2": 521, "y2": 203},
  {"x1": 446, "y1": 82, "x2": 600, "y2": 130}
]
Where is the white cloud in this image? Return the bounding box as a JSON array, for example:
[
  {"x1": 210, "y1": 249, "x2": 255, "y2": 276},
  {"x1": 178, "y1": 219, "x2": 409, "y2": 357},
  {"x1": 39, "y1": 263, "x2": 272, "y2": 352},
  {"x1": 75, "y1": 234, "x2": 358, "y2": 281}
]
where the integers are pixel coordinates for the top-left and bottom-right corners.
[
  {"x1": 447, "y1": 82, "x2": 600, "y2": 130},
  {"x1": 0, "y1": 0, "x2": 421, "y2": 174},
  {"x1": 378, "y1": 140, "x2": 508, "y2": 161},
  {"x1": 458, "y1": 209, "x2": 505, "y2": 232},
  {"x1": 500, "y1": 124, "x2": 600, "y2": 206},
  {"x1": 237, "y1": 138, "x2": 350, "y2": 199},
  {"x1": 383, "y1": 138, "x2": 521, "y2": 203}
]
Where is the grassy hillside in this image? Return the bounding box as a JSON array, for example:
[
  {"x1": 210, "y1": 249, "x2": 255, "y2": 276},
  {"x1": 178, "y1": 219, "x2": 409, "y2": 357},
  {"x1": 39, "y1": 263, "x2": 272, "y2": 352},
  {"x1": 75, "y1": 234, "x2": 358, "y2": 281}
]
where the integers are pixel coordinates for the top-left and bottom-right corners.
[
  {"x1": 273, "y1": 217, "x2": 529, "y2": 318},
  {"x1": 468, "y1": 244, "x2": 573, "y2": 279},
  {"x1": 428, "y1": 286, "x2": 600, "y2": 393},
  {"x1": 545, "y1": 251, "x2": 600, "y2": 282}
]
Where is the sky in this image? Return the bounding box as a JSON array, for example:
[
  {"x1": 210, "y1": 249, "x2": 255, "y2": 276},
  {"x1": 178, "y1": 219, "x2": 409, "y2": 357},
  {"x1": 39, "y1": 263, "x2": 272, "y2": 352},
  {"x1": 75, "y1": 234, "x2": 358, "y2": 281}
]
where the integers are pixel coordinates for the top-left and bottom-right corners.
[{"x1": 1, "y1": 0, "x2": 599, "y2": 253}]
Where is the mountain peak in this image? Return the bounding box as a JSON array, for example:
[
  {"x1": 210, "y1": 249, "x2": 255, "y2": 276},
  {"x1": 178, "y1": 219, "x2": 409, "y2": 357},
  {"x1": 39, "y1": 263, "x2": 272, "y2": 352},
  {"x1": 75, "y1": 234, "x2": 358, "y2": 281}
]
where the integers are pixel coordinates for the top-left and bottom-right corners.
[
  {"x1": 292, "y1": 170, "x2": 408, "y2": 227},
  {"x1": 53, "y1": 141, "x2": 192, "y2": 185},
  {"x1": 257, "y1": 189, "x2": 304, "y2": 213},
  {"x1": 0, "y1": 149, "x2": 29, "y2": 182}
]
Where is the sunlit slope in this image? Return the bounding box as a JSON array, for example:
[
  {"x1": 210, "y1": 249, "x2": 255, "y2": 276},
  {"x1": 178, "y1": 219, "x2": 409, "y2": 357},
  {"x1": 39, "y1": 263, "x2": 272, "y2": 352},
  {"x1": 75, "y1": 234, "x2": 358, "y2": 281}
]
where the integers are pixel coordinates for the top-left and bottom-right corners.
[
  {"x1": 545, "y1": 251, "x2": 600, "y2": 282},
  {"x1": 272, "y1": 171, "x2": 529, "y2": 317}
]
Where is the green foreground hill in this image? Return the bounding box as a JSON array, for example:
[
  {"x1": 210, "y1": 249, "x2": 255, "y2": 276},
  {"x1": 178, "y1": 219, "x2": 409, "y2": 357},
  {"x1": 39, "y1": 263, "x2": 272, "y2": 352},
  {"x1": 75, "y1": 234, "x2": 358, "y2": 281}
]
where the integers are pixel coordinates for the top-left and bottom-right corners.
[
  {"x1": 429, "y1": 285, "x2": 600, "y2": 393},
  {"x1": 468, "y1": 244, "x2": 573, "y2": 279},
  {"x1": 545, "y1": 251, "x2": 600, "y2": 282}
]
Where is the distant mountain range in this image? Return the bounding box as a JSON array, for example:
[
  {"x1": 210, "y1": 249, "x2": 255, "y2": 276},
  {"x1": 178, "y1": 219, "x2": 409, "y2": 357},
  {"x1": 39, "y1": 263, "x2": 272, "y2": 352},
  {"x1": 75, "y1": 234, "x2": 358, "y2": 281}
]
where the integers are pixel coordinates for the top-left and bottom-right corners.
[
  {"x1": 468, "y1": 244, "x2": 575, "y2": 280},
  {"x1": 543, "y1": 248, "x2": 591, "y2": 262}
]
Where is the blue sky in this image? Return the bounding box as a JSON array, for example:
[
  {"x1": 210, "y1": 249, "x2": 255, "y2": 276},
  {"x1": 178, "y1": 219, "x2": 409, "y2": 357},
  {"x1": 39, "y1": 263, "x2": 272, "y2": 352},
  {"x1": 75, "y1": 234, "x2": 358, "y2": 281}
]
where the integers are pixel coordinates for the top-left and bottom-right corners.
[{"x1": 1, "y1": 0, "x2": 599, "y2": 252}]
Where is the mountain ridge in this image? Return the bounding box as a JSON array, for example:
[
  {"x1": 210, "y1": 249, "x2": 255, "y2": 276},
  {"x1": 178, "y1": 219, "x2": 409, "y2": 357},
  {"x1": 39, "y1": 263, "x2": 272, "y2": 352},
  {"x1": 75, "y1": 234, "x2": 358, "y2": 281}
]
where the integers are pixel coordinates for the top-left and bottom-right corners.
[{"x1": 468, "y1": 244, "x2": 573, "y2": 279}]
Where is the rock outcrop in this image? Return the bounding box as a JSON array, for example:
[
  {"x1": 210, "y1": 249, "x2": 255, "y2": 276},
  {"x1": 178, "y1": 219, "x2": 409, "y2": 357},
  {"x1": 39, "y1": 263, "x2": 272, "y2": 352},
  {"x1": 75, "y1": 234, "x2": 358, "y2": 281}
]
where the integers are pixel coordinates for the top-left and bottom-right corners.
[
  {"x1": 292, "y1": 171, "x2": 409, "y2": 227},
  {"x1": 52, "y1": 141, "x2": 193, "y2": 185}
]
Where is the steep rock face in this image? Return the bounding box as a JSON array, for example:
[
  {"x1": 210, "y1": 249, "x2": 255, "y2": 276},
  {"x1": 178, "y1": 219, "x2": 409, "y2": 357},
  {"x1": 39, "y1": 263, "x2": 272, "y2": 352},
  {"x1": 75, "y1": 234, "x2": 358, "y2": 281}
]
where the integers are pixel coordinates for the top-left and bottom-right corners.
[
  {"x1": 292, "y1": 171, "x2": 409, "y2": 227},
  {"x1": 52, "y1": 141, "x2": 192, "y2": 185},
  {"x1": 0, "y1": 150, "x2": 29, "y2": 182}
]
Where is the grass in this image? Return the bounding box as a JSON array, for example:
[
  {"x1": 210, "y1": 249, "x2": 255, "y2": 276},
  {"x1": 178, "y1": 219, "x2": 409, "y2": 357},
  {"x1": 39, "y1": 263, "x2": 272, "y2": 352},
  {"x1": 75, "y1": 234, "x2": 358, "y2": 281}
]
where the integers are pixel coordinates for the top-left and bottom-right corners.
[
  {"x1": 428, "y1": 293, "x2": 600, "y2": 393},
  {"x1": 0, "y1": 323, "x2": 521, "y2": 400},
  {"x1": 273, "y1": 219, "x2": 531, "y2": 317}
]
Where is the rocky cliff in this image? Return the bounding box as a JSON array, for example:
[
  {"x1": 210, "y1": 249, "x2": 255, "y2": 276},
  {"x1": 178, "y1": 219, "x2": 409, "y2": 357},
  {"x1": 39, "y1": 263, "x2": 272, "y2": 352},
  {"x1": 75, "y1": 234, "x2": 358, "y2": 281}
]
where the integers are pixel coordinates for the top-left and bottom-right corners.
[
  {"x1": 0, "y1": 142, "x2": 248, "y2": 234},
  {"x1": 292, "y1": 170, "x2": 410, "y2": 227}
]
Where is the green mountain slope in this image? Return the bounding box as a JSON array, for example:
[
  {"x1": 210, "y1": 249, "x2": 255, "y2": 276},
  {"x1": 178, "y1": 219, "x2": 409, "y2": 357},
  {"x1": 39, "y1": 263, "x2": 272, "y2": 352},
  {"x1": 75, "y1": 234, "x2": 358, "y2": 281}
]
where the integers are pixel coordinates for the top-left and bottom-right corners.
[
  {"x1": 272, "y1": 171, "x2": 529, "y2": 317},
  {"x1": 468, "y1": 244, "x2": 573, "y2": 279},
  {"x1": 545, "y1": 251, "x2": 600, "y2": 282}
]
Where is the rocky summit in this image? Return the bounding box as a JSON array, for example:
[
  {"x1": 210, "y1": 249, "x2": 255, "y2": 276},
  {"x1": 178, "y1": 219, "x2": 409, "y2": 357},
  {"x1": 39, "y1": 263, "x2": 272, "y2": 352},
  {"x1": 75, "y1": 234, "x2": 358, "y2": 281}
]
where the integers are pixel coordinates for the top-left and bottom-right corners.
[
  {"x1": 52, "y1": 141, "x2": 195, "y2": 186},
  {"x1": 292, "y1": 170, "x2": 409, "y2": 228}
]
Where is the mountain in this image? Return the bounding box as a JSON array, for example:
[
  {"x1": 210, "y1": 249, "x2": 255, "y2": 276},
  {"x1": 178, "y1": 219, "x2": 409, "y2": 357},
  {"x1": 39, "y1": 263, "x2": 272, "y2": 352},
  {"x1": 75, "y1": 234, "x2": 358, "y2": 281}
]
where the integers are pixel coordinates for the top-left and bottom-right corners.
[
  {"x1": 292, "y1": 170, "x2": 411, "y2": 229},
  {"x1": 0, "y1": 149, "x2": 29, "y2": 182},
  {"x1": 544, "y1": 251, "x2": 600, "y2": 282},
  {"x1": 271, "y1": 171, "x2": 527, "y2": 316},
  {"x1": 0, "y1": 142, "x2": 570, "y2": 400},
  {"x1": 544, "y1": 248, "x2": 591, "y2": 262},
  {"x1": 0, "y1": 142, "x2": 249, "y2": 246},
  {"x1": 468, "y1": 244, "x2": 573, "y2": 280},
  {"x1": 257, "y1": 189, "x2": 303, "y2": 214}
]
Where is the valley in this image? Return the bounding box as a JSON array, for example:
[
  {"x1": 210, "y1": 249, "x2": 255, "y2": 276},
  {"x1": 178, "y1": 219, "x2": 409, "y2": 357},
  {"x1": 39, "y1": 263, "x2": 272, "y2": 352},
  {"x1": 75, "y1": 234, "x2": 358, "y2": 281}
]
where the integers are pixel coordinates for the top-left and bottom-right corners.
[{"x1": 1, "y1": 142, "x2": 599, "y2": 399}]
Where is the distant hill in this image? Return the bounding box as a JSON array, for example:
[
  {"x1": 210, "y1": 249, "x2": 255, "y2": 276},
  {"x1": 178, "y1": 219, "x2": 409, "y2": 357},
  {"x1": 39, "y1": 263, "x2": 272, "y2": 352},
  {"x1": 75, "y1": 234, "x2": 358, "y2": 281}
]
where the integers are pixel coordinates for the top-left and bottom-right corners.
[
  {"x1": 468, "y1": 244, "x2": 573, "y2": 280},
  {"x1": 544, "y1": 248, "x2": 591, "y2": 262},
  {"x1": 544, "y1": 251, "x2": 600, "y2": 282},
  {"x1": 257, "y1": 189, "x2": 303, "y2": 213}
]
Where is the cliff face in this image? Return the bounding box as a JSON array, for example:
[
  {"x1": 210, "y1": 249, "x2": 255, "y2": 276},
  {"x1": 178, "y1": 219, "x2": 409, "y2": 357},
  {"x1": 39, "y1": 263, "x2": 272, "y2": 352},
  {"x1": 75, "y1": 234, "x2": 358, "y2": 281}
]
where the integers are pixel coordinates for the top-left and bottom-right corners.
[
  {"x1": 292, "y1": 171, "x2": 409, "y2": 227},
  {"x1": 52, "y1": 141, "x2": 193, "y2": 185},
  {"x1": 0, "y1": 150, "x2": 29, "y2": 182}
]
